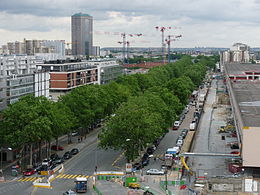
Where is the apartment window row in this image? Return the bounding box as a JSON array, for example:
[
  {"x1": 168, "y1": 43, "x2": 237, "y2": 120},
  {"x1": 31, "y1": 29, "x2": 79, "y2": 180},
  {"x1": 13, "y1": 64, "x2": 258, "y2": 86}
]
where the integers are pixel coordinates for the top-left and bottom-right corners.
[
  {"x1": 7, "y1": 76, "x2": 34, "y2": 87},
  {"x1": 7, "y1": 85, "x2": 34, "y2": 97}
]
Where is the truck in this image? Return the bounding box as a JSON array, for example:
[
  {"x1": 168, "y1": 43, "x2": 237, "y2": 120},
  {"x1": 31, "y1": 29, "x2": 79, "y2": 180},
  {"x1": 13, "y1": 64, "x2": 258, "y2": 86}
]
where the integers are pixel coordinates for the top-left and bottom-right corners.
[
  {"x1": 163, "y1": 147, "x2": 180, "y2": 168},
  {"x1": 75, "y1": 177, "x2": 87, "y2": 193}
]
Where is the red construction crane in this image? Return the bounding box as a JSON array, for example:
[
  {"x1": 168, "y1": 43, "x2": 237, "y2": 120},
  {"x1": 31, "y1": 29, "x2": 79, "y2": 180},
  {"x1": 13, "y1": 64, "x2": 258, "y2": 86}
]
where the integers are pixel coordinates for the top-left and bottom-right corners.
[
  {"x1": 165, "y1": 34, "x2": 182, "y2": 63},
  {"x1": 155, "y1": 26, "x2": 172, "y2": 64}
]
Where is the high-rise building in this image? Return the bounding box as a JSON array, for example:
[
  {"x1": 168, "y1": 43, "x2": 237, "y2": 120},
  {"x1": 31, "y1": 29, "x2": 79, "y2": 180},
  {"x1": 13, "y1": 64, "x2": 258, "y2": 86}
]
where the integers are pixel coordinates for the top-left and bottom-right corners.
[{"x1": 71, "y1": 13, "x2": 93, "y2": 57}]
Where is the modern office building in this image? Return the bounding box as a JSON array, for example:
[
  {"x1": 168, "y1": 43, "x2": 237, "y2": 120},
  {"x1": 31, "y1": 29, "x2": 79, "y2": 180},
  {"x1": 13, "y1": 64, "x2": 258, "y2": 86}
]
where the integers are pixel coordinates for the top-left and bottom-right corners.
[
  {"x1": 37, "y1": 60, "x2": 98, "y2": 101},
  {"x1": 71, "y1": 13, "x2": 93, "y2": 56},
  {"x1": 88, "y1": 59, "x2": 123, "y2": 85}
]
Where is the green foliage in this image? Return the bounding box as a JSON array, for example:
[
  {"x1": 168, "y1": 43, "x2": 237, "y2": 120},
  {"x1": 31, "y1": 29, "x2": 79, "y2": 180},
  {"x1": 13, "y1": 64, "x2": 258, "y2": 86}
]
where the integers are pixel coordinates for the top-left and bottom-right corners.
[
  {"x1": 98, "y1": 96, "x2": 164, "y2": 161},
  {"x1": 0, "y1": 54, "x2": 217, "y2": 164}
]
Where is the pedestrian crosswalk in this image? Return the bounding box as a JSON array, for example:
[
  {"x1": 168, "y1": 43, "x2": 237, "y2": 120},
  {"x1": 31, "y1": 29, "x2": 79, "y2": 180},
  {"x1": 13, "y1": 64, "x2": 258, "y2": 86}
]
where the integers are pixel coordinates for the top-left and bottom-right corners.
[
  {"x1": 55, "y1": 174, "x2": 91, "y2": 179},
  {"x1": 17, "y1": 177, "x2": 39, "y2": 182},
  {"x1": 17, "y1": 174, "x2": 91, "y2": 182}
]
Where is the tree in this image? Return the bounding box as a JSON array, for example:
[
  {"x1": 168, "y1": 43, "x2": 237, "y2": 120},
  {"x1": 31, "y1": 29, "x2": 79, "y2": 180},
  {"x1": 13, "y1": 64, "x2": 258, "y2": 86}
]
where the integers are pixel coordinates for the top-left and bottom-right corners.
[{"x1": 99, "y1": 96, "x2": 164, "y2": 161}]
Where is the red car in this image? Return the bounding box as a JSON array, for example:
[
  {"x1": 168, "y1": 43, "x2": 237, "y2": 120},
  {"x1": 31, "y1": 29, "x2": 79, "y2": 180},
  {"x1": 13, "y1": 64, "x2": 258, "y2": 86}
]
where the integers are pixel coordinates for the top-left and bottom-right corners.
[
  {"x1": 23, "y1": 168, "x2": 36, "y2": 176},
  {"x1": 51, "y1": 145, "x2": 64, "y2": 151},
  {"x1": 230, "y1": 151, "x2": 240, "y2": 155}
]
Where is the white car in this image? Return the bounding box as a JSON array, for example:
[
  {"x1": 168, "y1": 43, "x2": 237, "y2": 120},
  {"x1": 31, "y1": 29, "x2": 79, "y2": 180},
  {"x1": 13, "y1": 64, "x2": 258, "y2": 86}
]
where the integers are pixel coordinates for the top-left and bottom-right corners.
[{"x1": 146, "y1": 169, "x2": 165, "y2": 175}]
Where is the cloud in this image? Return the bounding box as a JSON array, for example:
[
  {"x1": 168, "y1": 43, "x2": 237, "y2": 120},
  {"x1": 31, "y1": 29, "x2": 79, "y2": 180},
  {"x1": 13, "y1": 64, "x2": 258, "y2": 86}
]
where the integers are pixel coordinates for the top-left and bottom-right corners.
[{"x1": 1, "y1": 0, "x2": 260, "y2": 47}]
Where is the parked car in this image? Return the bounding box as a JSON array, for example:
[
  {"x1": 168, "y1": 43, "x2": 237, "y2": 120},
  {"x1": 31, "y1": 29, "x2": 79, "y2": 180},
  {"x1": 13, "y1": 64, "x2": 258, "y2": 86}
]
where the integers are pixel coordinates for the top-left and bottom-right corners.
[
  {"x1": 176, "y1": 139, "x2": 183, "y2": 147},
  {"x1": 71, "y1": 131, "x2": 79, "y2": 136},
  {"x1": 146, "y1": 169, "x2": 165, "y2": 175},
  {"x1": 63, "y1": 189, "x2": 77, "y2": 195},
  {"x1": 70, "y1": 148, "x2": 79, "y2": 155},
  {"x1": 142, "y1": 158, "x2": 150, "y2": 166},
  {"x1": 54, "y1": 157, "x2": 64, "y2": 164},
  {"x1": 146, "y1": 147, "x2": 155, "y2": 155},
  {"x1": 63, "y1": 151, "x2": 72, "y2": 160},
  {"x1": 230, "y1": 144, "x2": 239, "y2": 149},
  {"x1": 42, "y1": 158, "x2": 52, "y2": 167},
  {"x1": 180, "y1": 131, "x2": 187, "y2": 139},
  {"x1": 51, "y1": 145, "x2": 64, "y2": 151},
  {"x1": 133, "y1": 162, "x2": 143, "y2": 170},
  {"x1": 181, "y1": 129, "x2": 189, "y2": 134},
  {"x1": 50, "y1": 153, "x2": 59, "y2": 161},
  {"x1": 230, "y1": 151, "x2": 240, "y2": 155},
  {"x1": 23, "y1": 168, "x2": 36, "y2": 176}
]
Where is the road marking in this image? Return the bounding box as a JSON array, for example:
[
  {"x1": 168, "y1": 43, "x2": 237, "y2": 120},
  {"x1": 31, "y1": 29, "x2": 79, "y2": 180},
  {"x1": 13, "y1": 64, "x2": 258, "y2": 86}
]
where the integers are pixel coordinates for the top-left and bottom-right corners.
[
  {"x1": 112, "y1": 151, "x2": 125, "y2": 168},
  {"x1": 30, "y1": 186, "x2": 38, "y2": 195}
]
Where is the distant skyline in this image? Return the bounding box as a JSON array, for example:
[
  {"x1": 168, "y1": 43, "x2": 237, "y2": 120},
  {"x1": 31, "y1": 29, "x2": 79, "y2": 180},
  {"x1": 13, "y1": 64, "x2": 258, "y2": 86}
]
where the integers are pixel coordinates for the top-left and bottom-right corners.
[{"x1": 1, "y1": 0, "x2": 260, "y2": 48}]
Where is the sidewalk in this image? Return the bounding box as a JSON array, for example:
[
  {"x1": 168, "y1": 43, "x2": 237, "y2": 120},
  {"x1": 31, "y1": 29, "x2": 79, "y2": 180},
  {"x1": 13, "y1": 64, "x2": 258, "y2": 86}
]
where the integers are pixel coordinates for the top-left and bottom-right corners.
[{"x1": 1, "y1": 127, "x2": 102, "y2": 182}]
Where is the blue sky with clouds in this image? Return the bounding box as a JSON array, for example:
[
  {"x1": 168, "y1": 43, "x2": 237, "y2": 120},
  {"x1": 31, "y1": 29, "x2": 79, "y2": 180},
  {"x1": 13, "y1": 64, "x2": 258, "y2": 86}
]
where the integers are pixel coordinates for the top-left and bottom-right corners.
[{"x1": 0, "y1": 0, "x2": 260, "y2": 48}]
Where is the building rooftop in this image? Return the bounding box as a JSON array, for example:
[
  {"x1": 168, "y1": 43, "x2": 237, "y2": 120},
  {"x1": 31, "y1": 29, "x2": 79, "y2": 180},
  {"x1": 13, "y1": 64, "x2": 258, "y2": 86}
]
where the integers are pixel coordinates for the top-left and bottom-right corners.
[
  {"x1": 225, "y1": 63, "x2": 260, "y2": 75},
  {"x1": 72, "y1": 13, "x2": 91, "y2": 17},
  {"x1": 225, "y1": 63, "x2": 260, "y2": 127},
  {"x1": 231, "y1": 81, "x2": 260, "y2": 127}
]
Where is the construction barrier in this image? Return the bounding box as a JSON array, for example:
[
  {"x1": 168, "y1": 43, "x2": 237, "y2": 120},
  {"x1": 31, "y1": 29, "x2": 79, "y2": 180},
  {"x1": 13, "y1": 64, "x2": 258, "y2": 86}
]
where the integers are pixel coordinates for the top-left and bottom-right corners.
[{"x1": 33, "y1": 178, "x2": 51, "y2": 189}]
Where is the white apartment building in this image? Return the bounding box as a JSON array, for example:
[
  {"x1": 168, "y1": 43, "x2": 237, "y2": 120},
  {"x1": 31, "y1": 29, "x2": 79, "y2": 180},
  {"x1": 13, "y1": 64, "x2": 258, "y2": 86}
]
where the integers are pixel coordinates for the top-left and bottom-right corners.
[
  {"x1": 0, "y1": 55, "x2": 49, "y2": 110},
  {"x1": 220, "y1": 43, "x2": 250, "y2": 65}
]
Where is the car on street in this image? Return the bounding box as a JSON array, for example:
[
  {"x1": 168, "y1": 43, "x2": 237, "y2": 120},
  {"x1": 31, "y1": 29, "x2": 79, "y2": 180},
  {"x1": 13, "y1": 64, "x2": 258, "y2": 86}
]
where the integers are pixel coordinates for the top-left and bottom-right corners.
[
  {"x1": 63, "y1": 189, "x2": 77, "y2": 195},
  {"x1": 23, "y1": 168, "x2": 36, "y2": 176},
  {"x1": 50, "y1": 153, "x2": 59, "y2": 161},
  {"x1": 146, "y1": 147, "x2": 155, "y2": 155},
  {"x1": 71, "y1": 131, "x2": 79, "y2": 136},
  {"x1": 146, "y1": 169, "x2": 165, "y2": 175},
  {"x1": 42, "y1": 158, "x2": 52, "y2": 167},
  {"x1": 230, "y1": 151, "x2": 240, "y2": 155},
  {"x1": 63, "y1": 151, "x2": 72, "y2": 160},
  {"x1": 70, "y1": 148, "x2": 79, "y2": 155},
  {"x1": 230, "y1": 144, "x2": 239, "y2": 149},
  {"x1": 173, "y1": 121, "x2": 180, "y2": 130},
  {"x1": 142, "y1": 158, "x2": 150, "y2": 166},
  {"x1": 176, "y1": 139, "x2": 183, "y2": 147},
  {"x1": 54, "y1": 157, "x2": 64, "y2": 164},
  {"x1": 133, "y1": 162, "x2": 143, "y2": 170},
  {"x1": 51, "y1": 145, "x2": 64, "y2": 151}
]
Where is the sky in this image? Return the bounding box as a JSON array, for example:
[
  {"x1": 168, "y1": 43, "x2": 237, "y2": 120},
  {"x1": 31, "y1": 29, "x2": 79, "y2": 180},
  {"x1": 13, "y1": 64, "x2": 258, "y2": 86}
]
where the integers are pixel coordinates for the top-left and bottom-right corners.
[{"x1": 1, "y1": 0, "x2": 260, "y2": 48}]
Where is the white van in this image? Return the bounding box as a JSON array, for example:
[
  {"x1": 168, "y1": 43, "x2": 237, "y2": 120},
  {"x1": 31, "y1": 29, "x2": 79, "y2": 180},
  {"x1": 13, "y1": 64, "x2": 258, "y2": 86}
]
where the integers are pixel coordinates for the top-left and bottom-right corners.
[
  {"x1": 176, "y1": 139, "x2": 183, "y2": 147},
  {"x1": 190, "y1": 122, "x2": 196, "y2": 131}
]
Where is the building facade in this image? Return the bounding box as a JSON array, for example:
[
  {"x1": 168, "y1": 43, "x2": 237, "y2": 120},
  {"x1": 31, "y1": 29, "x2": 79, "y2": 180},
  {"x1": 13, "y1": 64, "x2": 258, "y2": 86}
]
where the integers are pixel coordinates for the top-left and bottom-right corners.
[
  {"x1": 0, "y1": 55, "x2": 49, "y2": 110},
  {"x1": 88, "y1": 59, "x2": 123, "y2": 85},
  {"x1": 37, "y1": 60, "x2": 98, "y2": 101},
  {"x1": 71, "y1": 13, "x2": 93, "y2": 56},
  {"x1": 220, "y1": 43, "x2": 250, "y2": 65}
]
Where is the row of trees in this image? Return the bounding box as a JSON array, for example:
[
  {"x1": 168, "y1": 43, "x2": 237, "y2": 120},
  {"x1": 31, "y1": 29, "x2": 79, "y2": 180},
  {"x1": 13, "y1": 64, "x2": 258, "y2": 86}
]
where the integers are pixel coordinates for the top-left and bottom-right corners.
[
  {"x1": 99, "y1": 55, "x2": 217, "y2": 161},
  {"x1": 0, "y1": 55, "x2": 218, "y2": 165}
]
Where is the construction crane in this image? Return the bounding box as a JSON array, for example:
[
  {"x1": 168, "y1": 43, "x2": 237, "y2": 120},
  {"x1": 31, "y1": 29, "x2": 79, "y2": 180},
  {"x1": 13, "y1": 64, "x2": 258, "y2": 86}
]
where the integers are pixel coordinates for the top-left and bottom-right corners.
[
  {"x1": 118, "y1": 33, "x2": 143, "y2": 64},
  {"x1": 165, "y1": 34, "x2": 182, "y2": 63},
  {"x1": 155, "y1": 26, "x2": 172, "y2": 64}
]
